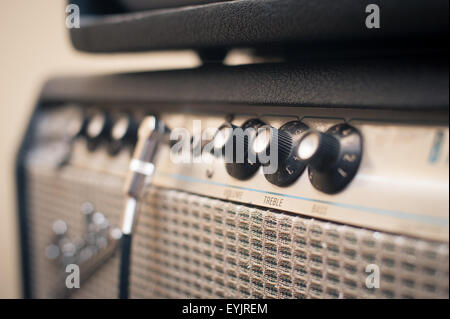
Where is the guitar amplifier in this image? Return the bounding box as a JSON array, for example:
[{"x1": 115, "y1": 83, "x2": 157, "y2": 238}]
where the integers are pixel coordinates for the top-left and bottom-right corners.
[
  {"x1": 16, "y1": 1, "x2": 449, "y2": 299},
  {"x1": 17, "y1": 59, "x2": 449, "y2": 299}
]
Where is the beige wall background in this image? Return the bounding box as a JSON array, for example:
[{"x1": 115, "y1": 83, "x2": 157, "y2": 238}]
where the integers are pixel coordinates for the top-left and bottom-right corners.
[{"x1": 0, "y1": 1, "x2": 199, "y2": 298}]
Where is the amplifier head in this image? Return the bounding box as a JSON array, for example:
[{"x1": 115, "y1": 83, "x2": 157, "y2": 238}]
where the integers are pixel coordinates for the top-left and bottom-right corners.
[{"x1": 18, "y1": 101, "x2": 449, "y2": 299}]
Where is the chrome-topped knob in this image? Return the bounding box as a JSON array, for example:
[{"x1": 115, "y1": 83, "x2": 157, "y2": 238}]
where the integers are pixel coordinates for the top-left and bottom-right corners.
[
  {"x1": 297, "y1": 130, "x2": 340, "y2": 170},
  {"x1": 112, "y1": 114, "x2": 136, "y2": 141},
  {"x1": 65, "y1": 107, "x2": 87, "y2": 139},
  {"x1": 219, "y1": 119, "x2": 266, "y2": 180},
  {"x1": 87, "y1": 112, "x2": 109, "y2": 139},
  {"x1": 86, "y1": 111, "x2": 111, "y2": 151},
  {"x1": 108, "y1": 113, "x2": 138, "y2": 155},
  {"x1": 255, "y1": 120, "x2": 309, "y2": 187},
  {"x1": 212, "y1": 122, "x2": 237, "y2": 157},
  {"x1": 252, "y1": 125, "x2": 292, "y2": 164},
  {"x1": 297, "y1": 124, "x2": 363, "y2": 194}
]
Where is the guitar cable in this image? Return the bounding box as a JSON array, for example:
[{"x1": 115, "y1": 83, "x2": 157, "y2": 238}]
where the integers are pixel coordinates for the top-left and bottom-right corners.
[{"x1": 119, "y1": 116, "x2": 168, "y2": 299}]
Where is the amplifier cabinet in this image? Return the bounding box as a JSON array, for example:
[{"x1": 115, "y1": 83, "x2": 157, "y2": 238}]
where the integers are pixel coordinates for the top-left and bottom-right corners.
[{"x1": 18, "y1": 102, "x2": 449, "y2": 299}]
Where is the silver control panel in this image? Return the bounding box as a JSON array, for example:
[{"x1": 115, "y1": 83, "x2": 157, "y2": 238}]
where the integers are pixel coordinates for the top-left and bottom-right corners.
[
  {"x1": 32, "y1": 107, "x2": 449, "y2": 243},
  {"x1": 24, "y1": 104, "x2": 449, "y2": 299}
]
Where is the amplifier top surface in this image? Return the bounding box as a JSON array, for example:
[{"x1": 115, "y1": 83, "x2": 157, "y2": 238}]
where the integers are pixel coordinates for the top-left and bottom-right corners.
[{"x1": 69, "y1": 0, "x2": 449, "y2": 53}]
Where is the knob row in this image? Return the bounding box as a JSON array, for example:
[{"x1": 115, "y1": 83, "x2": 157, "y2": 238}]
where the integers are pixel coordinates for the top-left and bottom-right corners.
[
  {"x1": 211, "y1": 119, "x2": 363, "y2": 194},
  {"x1": 66, "y1": 109, "x2": 138, "y2": 155},
  {"x1": 64, "y1": 107, "x2": 362, "y2": 194}
]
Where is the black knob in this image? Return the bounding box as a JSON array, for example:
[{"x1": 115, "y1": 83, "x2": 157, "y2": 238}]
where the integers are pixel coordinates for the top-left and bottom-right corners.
[
  {"x1": 212, "y1": 122, "x2": 237, "y2": 157},
  {"x1": 298, "y1": 124, "x2": 363, "y2": 194},
  {"x1": 256, "y1": 121, "x2": 310, "y2": 187},
  {"x1": 86, "y1": 111, "x2": 111, "y2": 151},
  {"x1": 297, "y1": 130, "x2": 340, "y2": 170},
  {"x1": 108, "y1": 113, "x2": 138, "y2": 155},
  {"x1": 219, "y1": 119, "x2": 266, "y2": 180},
  {"x1": 64, "y1": 107, "x2": 87, "y2": 139},
  {"x1": 251, "y1": 125, "x2": 293, "y2": 164}
]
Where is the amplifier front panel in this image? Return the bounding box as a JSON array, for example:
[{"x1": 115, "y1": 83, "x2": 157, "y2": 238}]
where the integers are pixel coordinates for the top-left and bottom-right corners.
[
  {"x1": 21, "y1": 105, "x2": 449, "y2": 299},
  {"x1": 151, "y1": 114, "x2": 449, "y2": 242},
  {"x1": 24, "y1": 164, "x2": 450, "y2": 299},
  {"x1": 65, "y1": 112, "x2": 449, "y2": 242}
]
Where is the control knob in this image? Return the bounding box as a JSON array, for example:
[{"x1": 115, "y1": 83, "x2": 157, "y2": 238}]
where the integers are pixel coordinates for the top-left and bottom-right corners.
[
  {"x1": 108, "y1": 113, "x2": 138, "y2": 155},
  {"x1": 297, "y1": 124, "x2": 362, "y2": 194},
  {"x1": 212, "y1": 119, "x2": 266, "y2": 180},
  {"x1": 86, "y1": 111, "x2": 112, "y2": 151},
  {"x1": 251, "y1": 120, "x2": 309, "y2": 186},
  {"x1": 64, "y1": 106, "x2": 87, "y2": 140}
]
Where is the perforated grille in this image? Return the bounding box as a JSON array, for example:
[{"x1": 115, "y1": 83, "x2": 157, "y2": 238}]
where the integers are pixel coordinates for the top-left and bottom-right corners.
[
  {"x1": 25, "y1": 165, "x2": 449, "y2": 299},
  {"x1": 26, "y1": 165, "x2": 123, "y2": 299},
  {"x1": 131, "y1": 189, "x2": 449, "y2": 299}
]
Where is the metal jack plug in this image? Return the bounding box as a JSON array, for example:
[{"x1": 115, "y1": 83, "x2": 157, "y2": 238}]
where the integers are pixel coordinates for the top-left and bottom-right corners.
[
  {"x1": 119, "y1": 115, "x2": 169, "y2": 298},
  {"x1": 121, "y1": 116, "x2": 168, "y2": 235}
]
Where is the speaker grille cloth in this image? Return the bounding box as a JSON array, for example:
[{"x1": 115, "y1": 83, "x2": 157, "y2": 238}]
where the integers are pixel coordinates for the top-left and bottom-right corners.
[{"x1": 26, "y1": 164, "x2": 449, "y2": 299}]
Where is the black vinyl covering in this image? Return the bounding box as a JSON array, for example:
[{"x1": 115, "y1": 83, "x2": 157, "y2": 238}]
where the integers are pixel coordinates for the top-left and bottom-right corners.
[
  {"x1": 69, "y1": 0, "x2": 449, "y2": 53},
  {"x1": 40, "y1": 58, "x2": 448, "y2": 112},
  {"x1": 118, "y1": 0, "x2": 229, "y2": 11}
]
